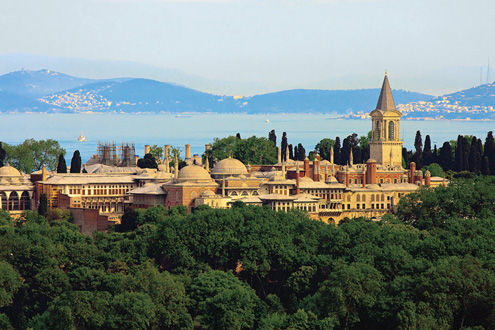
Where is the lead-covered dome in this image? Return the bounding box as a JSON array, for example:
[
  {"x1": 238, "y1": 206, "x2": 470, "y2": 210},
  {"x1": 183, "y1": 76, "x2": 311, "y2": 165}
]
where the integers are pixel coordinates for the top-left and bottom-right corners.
[
  {"x1": 178, "y1": 165, "x2": 212, "y2": 182},
  {"x1": 0, "y1": 165, "x2": 21, "y2": 176},
  {"x1": 211, "y1": 157, "x2": 248, "y2": 177}
]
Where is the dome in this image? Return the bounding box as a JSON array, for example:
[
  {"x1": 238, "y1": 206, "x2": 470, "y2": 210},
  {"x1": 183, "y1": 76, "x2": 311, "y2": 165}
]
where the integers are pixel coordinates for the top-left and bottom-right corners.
[
  {"x1": 211, "y1": 157, "x2": 248, "y2": 176},
  {"x1": 178, "y1": 165, "x2": 212, "y2": 182},
  {"x1": 200, "y1": 190, "x2": 215, "y2": 197},
  {"x1": 325, "y1": 175, "x2": 339, "y2": 184},
  {"x1": 0, "y1": 165, "x2": 21, "y2": 176}
]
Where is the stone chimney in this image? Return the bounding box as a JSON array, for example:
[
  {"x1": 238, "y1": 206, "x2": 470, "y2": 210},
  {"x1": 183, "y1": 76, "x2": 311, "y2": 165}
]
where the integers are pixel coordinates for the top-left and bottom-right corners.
[
  {"x1": 185, "y1": 144, "x2": 191, "y2": 160},
  {"x1": 409, "y1": 162, "x2": 416, "y2": 184},
  {"x1": 366, "y1": 159, "x2": 377, "y2": 184},
  {"x1": 277, "y1": 146, "x2": 282, "y2": 164},
  {"x1": 362, "y1": 167, "x2": 366, "y2": 188},
  {"x1": 144, "y1": 145, "x2": 151, "y2": 155},
  {"x1": 174, "y1": 153, "x2": 179, "y2": 179},
  {"x1": 296, "y1": 166, "x2": 300, "y2": 194},
  {"x1": 345, "y1": 167, "x2": 349, "y2": 188},
  {"x1": 286, "y1": 144, "x2": 290, "y2": 162},
  {"x1": 330, "y1": 145, "x2": 334, "y2": 164},
  {"x1": 42, "y1": 164, "x2": 47, "y2": 181},
  {"x1": 425, "y1": 170, "x2": 431, "y2": 186},
  {"x1": 304, "y1": 157, "x2": 310, "y2": 177}
]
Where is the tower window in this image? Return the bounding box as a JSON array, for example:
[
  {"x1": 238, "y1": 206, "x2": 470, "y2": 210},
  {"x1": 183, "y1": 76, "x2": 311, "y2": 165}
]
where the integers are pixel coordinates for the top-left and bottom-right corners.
[{"x1": 388, "y1": 121, "x2": 395, "y2": 140}]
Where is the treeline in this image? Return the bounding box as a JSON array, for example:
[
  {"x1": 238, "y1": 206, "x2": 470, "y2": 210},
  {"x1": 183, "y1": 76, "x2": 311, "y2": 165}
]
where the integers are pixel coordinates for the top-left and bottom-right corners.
[
  {"x1": 402, "y1": 130, "x2": 495, "y2": 175},
  {"x1": 1, "y1": 176, "x2": 495, "y2": 329}
]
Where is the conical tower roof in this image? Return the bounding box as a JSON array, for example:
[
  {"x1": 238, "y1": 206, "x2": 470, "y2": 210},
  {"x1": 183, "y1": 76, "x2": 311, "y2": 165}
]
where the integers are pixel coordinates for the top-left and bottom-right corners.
[{"x1": 375, "y1": 74, "x2": 396, "y2": 111}]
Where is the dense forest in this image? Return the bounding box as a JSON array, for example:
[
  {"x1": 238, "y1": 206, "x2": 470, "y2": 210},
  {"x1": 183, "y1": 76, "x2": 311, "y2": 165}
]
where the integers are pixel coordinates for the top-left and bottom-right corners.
[{"x1": 1, "y1": 176, "x2": 495, "y2": 329}]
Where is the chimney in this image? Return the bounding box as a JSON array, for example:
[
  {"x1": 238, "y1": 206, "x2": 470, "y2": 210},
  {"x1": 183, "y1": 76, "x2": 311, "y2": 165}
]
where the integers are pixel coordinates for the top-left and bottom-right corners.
[
  {"x1": 425, "y1": 170, "x2": 431, "y2": 186},
  {"x1": 185, "y1": 144, "x2": 191, "y2": 160},
  {"x1": 42, "y1": 164, "x2": 47, "y2": 181},
  {"x1": 366, "y1": 159, "x2": 377, "y2": 184},
  {"x1": 144, "y1": 145, "x2": 151, "y2": 155},
  {"x1": 174, "y1": 153, "x2": 179, "y2": 179},
  {"x1": 247, "y1": 164, "x2": 252, "y2": 177},
  {"x1": 304, "y1": 157, "x2": 310, "y2": 177},
  {"x1": 286, "y1": 144, "x2": 290, "y2": 162},
  {"x1": 362, "y1": 167, "x2": 366, "y2": 188},
  {"x1": 296, "y1": 166, "x2": 300, "y2": 194},
  {"x1": 409, "y1": 162, "x2": 416, "y2": 184},
  {"x1": 345, "y1": 168, "x2": 349, "y2": 188},
  {"x1": 349, "y1": 148, "x2": 353, "y2": 167},
  {"x1": 135, "y1": 155, "x2": 139, "y2": 164},
  {"x1": 330, "y1": 145, "x2": 334, "y2": 164},
  {"x1": 277, "y1": 146, "x2": 282, "y2": 164},
  {"x1": 324, "y1": 165, "x2": 328, "y2": 181}
]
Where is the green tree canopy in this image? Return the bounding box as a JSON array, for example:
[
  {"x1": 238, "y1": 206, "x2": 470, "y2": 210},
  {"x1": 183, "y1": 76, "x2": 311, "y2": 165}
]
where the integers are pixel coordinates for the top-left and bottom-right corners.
[
  {"x1": 208, "y1": 135, "x2": 277, "y2": 165},
  {"x1": 3, "y1": 139, "x2": 65, "y2": 173}
]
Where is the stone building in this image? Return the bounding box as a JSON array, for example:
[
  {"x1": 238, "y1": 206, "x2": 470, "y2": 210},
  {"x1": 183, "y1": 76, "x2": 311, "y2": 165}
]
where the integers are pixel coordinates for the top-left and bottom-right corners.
[{"x1": 0, "y1": 164, "x2": 35, "y2": 216}]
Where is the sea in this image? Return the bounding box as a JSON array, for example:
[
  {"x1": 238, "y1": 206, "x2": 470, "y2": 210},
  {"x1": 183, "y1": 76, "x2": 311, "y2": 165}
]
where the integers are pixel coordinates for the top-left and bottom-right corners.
[{"x1": 0, "y1": 113, "x2": 493, "y2": 164}]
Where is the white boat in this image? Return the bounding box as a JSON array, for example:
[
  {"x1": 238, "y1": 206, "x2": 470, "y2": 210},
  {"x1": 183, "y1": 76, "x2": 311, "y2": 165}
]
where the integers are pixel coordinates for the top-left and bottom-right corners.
[{"x1": 78, "y1": 130, "x2": 86, "y2": 142}]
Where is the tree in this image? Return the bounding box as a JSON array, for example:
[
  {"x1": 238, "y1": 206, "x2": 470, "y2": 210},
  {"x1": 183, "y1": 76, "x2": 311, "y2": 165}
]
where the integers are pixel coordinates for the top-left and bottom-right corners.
[
  {"x1": 236, "y1": 133, "x2": 241, "y2": 139},
  {"x1": 296, "y1": 143, "x2": 306, "y2": 161},
  {"x1": 423, "y1": 163, "x2": 444, "y2": 178},
  {"x1": 57, "y1": 154, "x2": 67, "y2": 173},
  {"x1": 0, "y1": 142, "x2": 6, "y2": 167},
  {"x1": 209, "y1": 135, "x2": 277, "y2": 165},
  {"x1": 149, "y1": 145, "x2": 163, "y2": 162},
  {"x1": 468, "y1": 138, "x2": 482, "y2": 174},
  {"x1": 70, "y1": 150, "x2": 81, "y2": 173},
  {"x1": 288, "y1": 144, "x2": 294, "y2": 160},
  {"x1": 268, "y1": 130, "x2": 277, "y2": 146},
  {"x1": 334, "y1": 137, "x2": 341, "y2": 165},
  {"x1": 38, "y1": 194, "x2": 48, "y2": 217},
  {"x1": 0, "y1": 261, "x2": 22, "y2": 308},
  {"x1": 137, "y1": 154, "x2": 158, "y2": 169},
  {"x1": 423, "y1": 135, "x2": 433, "y2": 166},
  {"x1": 2, "y1": 139, "x2": 65, "y2": 173},
  {"x1": 455, "y1": 135, "x2": 469, "y2": 172},
  {"x1": 315, "y1": 138, "x2": 335, "y2": 161},
  {"x1": 281, "y1": 132, "x2": 288, "y2": 162},
  {"x1": 484, "y1": 131, "x2": 495, "y2": 174},
  {"x1": 438, "y1": 142, "x2": 453, "y2": 171},
  {"x1": 413, "y1": 130, "x2": 423, "y2": 168}
]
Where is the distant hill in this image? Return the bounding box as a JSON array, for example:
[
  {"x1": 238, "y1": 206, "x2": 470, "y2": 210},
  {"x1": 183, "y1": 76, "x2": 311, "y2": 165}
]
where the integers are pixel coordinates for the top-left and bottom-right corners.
[
  {"x1": 242, "y1": 89, "x2": 432, "y2": 114},
  {"x1": 0, "y1": 69, "x2": 97, "y2": 98},
  {"x1": 1, "y1": 69, "x2": 494, "y2": 118},
  {"x1": 439, "y1": 82, "x2": 495, "y2": 107}
]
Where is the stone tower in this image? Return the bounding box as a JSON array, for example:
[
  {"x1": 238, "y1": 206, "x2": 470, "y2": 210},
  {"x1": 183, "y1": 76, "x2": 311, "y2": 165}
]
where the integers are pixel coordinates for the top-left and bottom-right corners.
[{"x1": 369, "y1": 74, "x2": 403, "y2": 167}]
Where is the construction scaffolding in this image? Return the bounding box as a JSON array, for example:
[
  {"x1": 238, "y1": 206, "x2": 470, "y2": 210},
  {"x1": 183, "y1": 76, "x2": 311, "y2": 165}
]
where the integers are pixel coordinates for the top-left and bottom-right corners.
[{"x1": 97, "y1": 142, "x2": 136, "y2": 167}]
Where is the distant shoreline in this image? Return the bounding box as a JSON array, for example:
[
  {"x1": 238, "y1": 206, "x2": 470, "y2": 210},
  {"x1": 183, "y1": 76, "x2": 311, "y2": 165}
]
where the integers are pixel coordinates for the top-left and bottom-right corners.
[{"x1": 0, "y1": 111, "x2": 493, "y2": 122}]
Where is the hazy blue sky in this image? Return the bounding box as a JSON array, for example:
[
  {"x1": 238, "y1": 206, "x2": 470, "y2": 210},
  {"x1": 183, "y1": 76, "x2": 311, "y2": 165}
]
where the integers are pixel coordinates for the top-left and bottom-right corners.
[{"x1": 0, "y1": 0, "x2": 494, "y2": 95}]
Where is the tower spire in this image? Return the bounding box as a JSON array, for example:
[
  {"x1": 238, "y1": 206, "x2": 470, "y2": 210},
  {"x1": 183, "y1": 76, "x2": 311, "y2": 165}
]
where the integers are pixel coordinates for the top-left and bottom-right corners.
[{"x1": 375, "y1": 73, "x2": 396, "y2": 111}]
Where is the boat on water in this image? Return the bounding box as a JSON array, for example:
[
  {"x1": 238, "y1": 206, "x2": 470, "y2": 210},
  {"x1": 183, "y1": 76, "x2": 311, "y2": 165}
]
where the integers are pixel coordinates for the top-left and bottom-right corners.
[{"x1": 78, "y1": 130, "x2": 86, "y2": 142}]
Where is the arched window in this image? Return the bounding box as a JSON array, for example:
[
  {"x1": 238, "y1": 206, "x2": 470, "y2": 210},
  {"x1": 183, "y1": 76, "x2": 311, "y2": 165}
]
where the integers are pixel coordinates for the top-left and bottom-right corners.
[
  {"x1": 357, "y1": 195, "x2": 361, "y2": 202},
  {"x1": 376, "y1": 121, "x2": 381, "y2": 139},
  {"x1": 388, "y1": 121, "x2": 395, "y2": 140},
  {"x1": 9, "y1": 191, "x2": 19, "y2": 211},
  {"x1": 20, "y1": 192, "x2": 31, "y2": 210},
  {"x1": 0, "y1": 192, "x2": 7, "y2": 210}
]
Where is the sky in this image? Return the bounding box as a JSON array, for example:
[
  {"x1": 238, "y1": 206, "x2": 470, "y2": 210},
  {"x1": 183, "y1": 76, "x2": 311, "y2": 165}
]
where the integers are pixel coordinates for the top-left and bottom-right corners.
[{"x1": 0, "y1": 0, "x2": 494, "y2": 95}]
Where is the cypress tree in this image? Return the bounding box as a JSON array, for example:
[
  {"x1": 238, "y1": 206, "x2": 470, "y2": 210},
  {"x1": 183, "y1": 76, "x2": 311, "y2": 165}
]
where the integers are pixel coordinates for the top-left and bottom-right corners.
[
  {"x1": 38, "y1": 193, "x2": 48, "y2": 217},
  {"x1": 482, "y1": 156, "x2": 490, "y2": 175},
  {"x1": 236, "y1": 133, "x2": 241, "y2": 139},
  {"x1": 484, "y1": 131, "x2": 495, "y2": 174},
  {"x1": 289, "y1": 144, "x2": 294, "y2": 160},
  {"x1": 455, "y1": 135, "x2": 464, "y2": 171},
  {"x1": 334, "y1": 137, "x2": 341, "y2": 165},
  {"x1": 281, "y1": 132, "x2": 288, "y2": 162},
  {"x1": 469, "y1": 138, "x2": 482, "y2": 173},
  {"x1": 413, "y1": 130, "x2": 423, "y2": 168},
  {"x1": 0, "y1": 142, "x2": 6, "y2": 167},
  {"x1": 341, "y1": 137, "x2": 351, "y2": 165},
  {"x1": 432, "y1": 144, "x2": 438, "y2": 164},
  {"x1": 57, "y1": 154, "x2": 67, "y2": 173},
  {"x1": 70, "y1": 150, "x2": 82, "y2": 173},
  {"x1": 438, "y1": 142, "x2": 453, "y2": 171},
  {"x1": 268, "y1": 130, "x2": 277, "y2": 145},
  {"x1": 423, "y1": 135, "x2": 433, "y2": 166},
  {"x1": 296, "y1": 143, "x2": 306, "y2": 161}
]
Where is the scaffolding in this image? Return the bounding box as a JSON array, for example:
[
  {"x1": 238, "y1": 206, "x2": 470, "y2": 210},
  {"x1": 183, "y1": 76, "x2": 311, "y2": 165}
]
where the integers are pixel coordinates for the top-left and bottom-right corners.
[{"x1": 97, "y1": 142, "x2": 136, "y2": 167}]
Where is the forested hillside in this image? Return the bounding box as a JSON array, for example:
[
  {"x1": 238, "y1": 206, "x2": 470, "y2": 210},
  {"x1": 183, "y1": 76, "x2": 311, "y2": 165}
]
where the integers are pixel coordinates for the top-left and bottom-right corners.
[{"x1": 1, "y1": 177, "x2": 495, "y2": 329}]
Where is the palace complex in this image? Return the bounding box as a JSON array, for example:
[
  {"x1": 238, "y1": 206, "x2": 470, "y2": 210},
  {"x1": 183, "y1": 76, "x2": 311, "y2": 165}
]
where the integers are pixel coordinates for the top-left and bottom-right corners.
[{"x1": 0, "y1": 74, "x2": 447, "y2": 232}]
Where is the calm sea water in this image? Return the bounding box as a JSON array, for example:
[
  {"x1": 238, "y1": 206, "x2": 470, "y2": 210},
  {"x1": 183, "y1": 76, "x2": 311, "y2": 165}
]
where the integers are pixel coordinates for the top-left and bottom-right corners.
[{"x1": 0, "y1": 113, "x2": 493, "y2": 163}]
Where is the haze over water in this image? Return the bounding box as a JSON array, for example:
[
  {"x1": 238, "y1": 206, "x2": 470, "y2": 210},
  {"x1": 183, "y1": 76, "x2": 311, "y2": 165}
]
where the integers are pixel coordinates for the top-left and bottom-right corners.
[{"x1": 1, "y1": 113, "x2": 493, "y2": 164}]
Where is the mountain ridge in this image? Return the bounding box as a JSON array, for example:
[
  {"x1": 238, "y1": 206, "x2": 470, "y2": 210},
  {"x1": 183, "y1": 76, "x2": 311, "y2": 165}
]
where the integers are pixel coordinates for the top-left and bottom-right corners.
[{"x1": 0, "y1": 69, "x2": 493, "y2": 119}]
